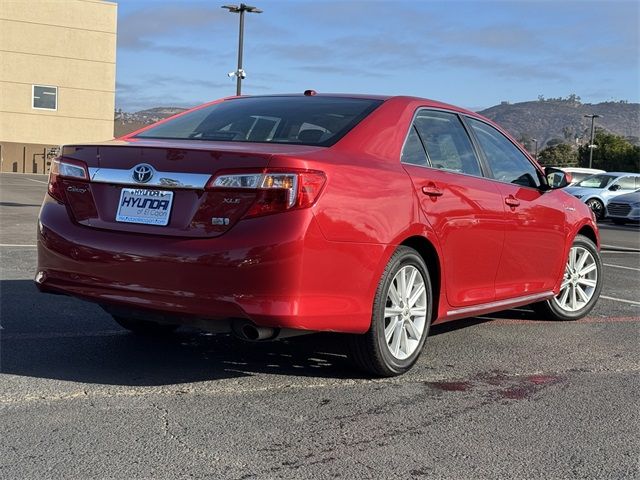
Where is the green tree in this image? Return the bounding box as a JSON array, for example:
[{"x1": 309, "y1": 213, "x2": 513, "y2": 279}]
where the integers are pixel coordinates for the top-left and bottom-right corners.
[
  {"x1": 578, "y1": 130, "x2": 640, "y2": 172},
  {"x1": 537, "y1": 143, "x2": 578, "y2": 167}
]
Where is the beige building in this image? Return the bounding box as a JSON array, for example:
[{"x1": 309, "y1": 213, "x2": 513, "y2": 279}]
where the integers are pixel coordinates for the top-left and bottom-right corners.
[{"x1": 0, "y1": 0, "x2": 117, "y2": 174}]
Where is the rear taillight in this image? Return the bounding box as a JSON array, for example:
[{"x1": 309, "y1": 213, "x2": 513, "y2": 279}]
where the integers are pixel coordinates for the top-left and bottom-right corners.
[
  {"x1": 48, "y1": 158, "x2": 89, "y2": 203},
  {"x1": 207, "y1": 170, "x2": 326, "y2": 218}
]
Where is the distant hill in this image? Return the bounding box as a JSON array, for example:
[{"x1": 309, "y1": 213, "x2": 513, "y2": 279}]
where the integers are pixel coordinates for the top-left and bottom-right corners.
[
  {"x1": 478, "y1": 98, "x2": 640, "y2": 149},
  {"x1": 114, "y1": 107, "x2": 188, "y2": 137},
  {"x1": 113, "y1": 98, "x2": 640, "y2": 147},
  {"x1": 134, "y1": 107, "x2": 188, "y2": 119}
]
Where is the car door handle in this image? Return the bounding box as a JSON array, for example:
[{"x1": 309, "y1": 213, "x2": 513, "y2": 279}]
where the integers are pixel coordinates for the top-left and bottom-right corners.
[
  {"x1": 505, "y1": 196, "x2": 520, "y2": 207},
  {"x1": 422, "y1": 183, "x2": 443, "y2": 197}
]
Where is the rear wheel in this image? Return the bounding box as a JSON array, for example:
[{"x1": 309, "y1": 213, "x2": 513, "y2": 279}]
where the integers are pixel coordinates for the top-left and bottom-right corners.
[
  {"x1": 533, "y1": 235, "x2": 602, "y2": 321},
  {"x1": 348, "y1": 246, "x2": 433, "y2": 377},
  {"x1": 586, "y1": 198, "x2": 605, "y2": 219},
  {"x1": 112, "y1": 316, "x2": 179, "y2": 336}
]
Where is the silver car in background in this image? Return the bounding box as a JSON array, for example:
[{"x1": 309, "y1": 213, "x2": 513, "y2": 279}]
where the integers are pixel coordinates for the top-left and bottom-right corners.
[
  {"x1": 606, "y1": 190, "x2": 640, "y2": 225},
  {"x1": 564, "y1": 172, "x2": 640, "y2": 219}
]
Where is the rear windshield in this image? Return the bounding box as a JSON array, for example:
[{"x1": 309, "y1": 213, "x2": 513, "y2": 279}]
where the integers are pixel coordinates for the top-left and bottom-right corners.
[
  {"x1": 576, "y1": 174, "x2": 616, "y2": 188},
  {"x1": 134, "y1": 96, "x2": 384, "y2": 146}
]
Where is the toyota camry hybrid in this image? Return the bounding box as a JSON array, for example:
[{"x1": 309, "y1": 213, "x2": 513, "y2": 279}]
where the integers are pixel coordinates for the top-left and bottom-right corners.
[{"x1": 36, "y1": 93, "x2": 603, "y2": 376}]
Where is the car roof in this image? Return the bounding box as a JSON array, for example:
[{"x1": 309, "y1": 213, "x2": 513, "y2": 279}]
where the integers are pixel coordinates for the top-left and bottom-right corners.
[{"x1": 223, "y1": 93, "x2": 477, "y2": 116}]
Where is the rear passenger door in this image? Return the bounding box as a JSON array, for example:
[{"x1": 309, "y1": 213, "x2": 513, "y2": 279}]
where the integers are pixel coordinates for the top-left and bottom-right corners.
[
  {"x1": 465, "y1": 117, "x2": 567, "y2": 300},
  {"x1": 401, "y1": 109, "x2": 505, "y2": 308}
]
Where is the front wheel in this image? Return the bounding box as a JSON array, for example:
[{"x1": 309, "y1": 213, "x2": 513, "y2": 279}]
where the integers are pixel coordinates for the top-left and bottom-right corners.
[
  {"x1": 348, "y1": 246, "x2": 433, "y2": 377},
  {"x1": 586, "y1": 198, "x2": 605, "y2": 220},
  {"x1": 533, "y1": 234, "x2": 603, "y2": 321}
]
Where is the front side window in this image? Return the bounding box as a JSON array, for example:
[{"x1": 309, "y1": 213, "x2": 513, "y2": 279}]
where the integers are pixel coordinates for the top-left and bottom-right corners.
[
  {"x1": 616, "y1": 176, "x2": 637, "y2": 190},
  {"x1": 468, "y1": 117, "x2": 541, "y2": 188},
  {"x1": 33, "y1": 85, "x2": 57, "y2": 110},
  {"x1": 135, "y1": 96, "x2": 383, "y2": 147},
  {"x1": 412, "y1": 111, "x2": 482, "y2": 176}
]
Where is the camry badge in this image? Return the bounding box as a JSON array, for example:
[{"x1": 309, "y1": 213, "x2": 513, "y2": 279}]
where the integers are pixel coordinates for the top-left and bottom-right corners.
[{"x1": 132, "y1": 164, "x2": 154, "y2": 183}]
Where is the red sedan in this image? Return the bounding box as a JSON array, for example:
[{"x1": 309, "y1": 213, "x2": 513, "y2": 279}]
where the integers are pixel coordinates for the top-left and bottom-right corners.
[{"x1": 36, "y1": 93, "x2": 603, "y2": 376}]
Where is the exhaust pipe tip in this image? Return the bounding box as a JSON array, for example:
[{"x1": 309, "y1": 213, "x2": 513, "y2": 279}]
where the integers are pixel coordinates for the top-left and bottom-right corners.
[{"x1": 232, "y1": 319, "x2": 278, "y2": 341}]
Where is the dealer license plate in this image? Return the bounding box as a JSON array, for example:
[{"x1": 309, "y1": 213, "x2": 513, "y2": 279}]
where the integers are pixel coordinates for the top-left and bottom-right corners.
[{"x1": 116, "y1": 188, "x2": 174, "y2": 226}]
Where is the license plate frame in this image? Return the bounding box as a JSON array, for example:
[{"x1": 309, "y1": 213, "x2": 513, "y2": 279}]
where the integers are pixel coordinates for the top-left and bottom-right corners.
[{"x1": 116, "y1": 188, "x2": 174, "y2": 226}]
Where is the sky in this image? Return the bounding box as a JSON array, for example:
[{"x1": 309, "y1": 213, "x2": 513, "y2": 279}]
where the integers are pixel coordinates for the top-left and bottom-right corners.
[{"x1": 115, "y1": 0, "x2": 640, "y2": 112}]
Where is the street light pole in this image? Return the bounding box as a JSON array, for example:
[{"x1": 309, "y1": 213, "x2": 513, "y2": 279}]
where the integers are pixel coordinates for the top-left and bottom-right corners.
[
  {"x1": 584, "y1": 114, "x2": 601, "y2": 169},
  {"x1": 222, "y1": 4, "x2": 262, "y2": 96},
  {"x1": 532, "y1": 138, "x2": 538, "y2": 160}
]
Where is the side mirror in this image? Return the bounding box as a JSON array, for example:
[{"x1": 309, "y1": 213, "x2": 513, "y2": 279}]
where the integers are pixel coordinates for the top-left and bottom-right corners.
[
  {"x1": 544, "y1": 167, "x2": 569, "y2": 189},
  {"x1": 609, "y1": 184, "x2": 621, "y2": 191}
]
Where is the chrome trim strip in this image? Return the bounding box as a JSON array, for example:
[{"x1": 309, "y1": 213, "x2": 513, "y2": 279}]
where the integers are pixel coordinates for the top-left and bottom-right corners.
[
  {"x1": 446, "y1": 291, "x2": 554, "y2": 317},
  {"x1": 88, "y1": 167, "x2": 211, "y2": 189}
]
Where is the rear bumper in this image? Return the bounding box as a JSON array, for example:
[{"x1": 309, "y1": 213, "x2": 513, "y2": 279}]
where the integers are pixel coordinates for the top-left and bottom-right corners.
[{"x1": 36, "y1": 196, "x2": 386, "y2": 333}]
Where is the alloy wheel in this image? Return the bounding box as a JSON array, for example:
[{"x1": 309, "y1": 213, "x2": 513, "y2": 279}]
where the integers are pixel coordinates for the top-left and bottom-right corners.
[
  {"x1": 586, "y1": 199, "x2": 604, "y2": 219},
  {"x1": 552, "y1": 246, "x2": 598, "y2": 312},
  {"x1": 384, "y1": 265, "x2": 428, "y2": 360}
]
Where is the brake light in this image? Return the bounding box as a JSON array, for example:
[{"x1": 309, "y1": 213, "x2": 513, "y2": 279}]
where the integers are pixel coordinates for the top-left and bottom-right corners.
[
  {"x1": 48, "y1": 158, "x2": 89, "y2": 203},
  {"x1": 207, "y1": 170, "x2": 326, "y2": 218}
]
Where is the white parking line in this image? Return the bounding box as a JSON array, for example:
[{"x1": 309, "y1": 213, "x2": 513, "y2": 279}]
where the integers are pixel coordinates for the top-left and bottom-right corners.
[
  {"x1": 600, "y1": 295, "x2": 640, "y2": 306},
  {"x1": 1, "y1": 330, "x2": 125, "y2": 340},
  {"x1": 0, "y1": 244, "x2": 37, "y2": 247},
  {"x1": 0, "y1": 183, "x2": 46, "y2": 188},
  {"x1": 602, "y1": 245, "x2": 640, "y2": 252},
  {"x1": 604, "y1": 263, "x2": 640, "y2": 272},
  {"x1": 24, "y1": 178, "x2": 48, "y2": 184}
]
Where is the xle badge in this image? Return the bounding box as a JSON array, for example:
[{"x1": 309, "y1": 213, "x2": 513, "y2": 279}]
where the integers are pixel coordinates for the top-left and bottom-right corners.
[{"x1": 212, "y1": 217, "x2": 230, "y2": 226}]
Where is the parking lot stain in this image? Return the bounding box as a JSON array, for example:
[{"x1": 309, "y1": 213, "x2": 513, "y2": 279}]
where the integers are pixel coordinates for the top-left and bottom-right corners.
[
  {"x1": 499, "y1": 374, "x2": 562, "y2": 400},
  {"x1": 425, "y1": 372, "x2": 564, "y2": 401}
]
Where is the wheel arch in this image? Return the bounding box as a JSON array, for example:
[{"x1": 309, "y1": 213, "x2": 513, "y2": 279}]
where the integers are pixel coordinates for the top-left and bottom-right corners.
[
  {"x1": 399, "y1": 235, "x2": 441, "y2": 321},
  {"x1": 577, "y1": 224, "x2": 598, "y2": 248}
]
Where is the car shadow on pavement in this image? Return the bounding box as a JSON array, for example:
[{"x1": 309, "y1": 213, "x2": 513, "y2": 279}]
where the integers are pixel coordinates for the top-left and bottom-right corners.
[
  {"x1": 1, "y1": 279, "x2": 548, "y2": 387},
  {"x1": 0, "y1": 280, "x2": 362, "y2": 386}
]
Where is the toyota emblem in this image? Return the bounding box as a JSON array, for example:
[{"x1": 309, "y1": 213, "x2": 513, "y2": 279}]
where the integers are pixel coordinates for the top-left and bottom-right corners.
[{"x1": 132, "y1": 164, "x2": 154, "y2": 183}]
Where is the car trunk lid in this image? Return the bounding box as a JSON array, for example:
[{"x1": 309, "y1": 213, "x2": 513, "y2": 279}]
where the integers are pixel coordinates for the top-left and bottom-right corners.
[{"x1": 58, "y1": 140, "x2": 324, "y2": 238}]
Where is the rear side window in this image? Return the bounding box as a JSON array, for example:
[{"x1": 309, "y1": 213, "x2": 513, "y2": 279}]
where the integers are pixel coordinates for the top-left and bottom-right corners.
[
  {"x1": 134, "y1": 96, "x2": 383, "y2": 147},
  {"x1": 412, "y1": 111, "x2": 482, "y2": 176},
  {"x1": 401, "y1": 127, "x2": 429, "y2": 166},
  {"x1": 467, "y1": 118, "x2": 541, "y2": 188}
]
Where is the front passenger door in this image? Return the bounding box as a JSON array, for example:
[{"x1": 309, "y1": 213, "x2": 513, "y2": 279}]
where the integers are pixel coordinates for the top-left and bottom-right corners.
[
  {"x1": 466, "y1": 117, "x2": 567, "y2": 300},
  {"x1": 603, "y1": 176, "x2": 639, "y2": 203}
]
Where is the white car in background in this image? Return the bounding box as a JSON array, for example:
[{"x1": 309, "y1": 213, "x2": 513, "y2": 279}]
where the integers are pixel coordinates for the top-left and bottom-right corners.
[
  {"x1": 563, "y1": 172, "x2": 640, "y2": 219},
  {"x1": 559, "y1": 167, "x2": 606, "y2": 185}
]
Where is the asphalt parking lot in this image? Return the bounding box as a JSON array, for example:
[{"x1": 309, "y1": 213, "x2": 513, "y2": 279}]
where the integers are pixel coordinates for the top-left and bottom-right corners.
[{"x1": 1, "y1": 172, "x2": 638, "y2": 479}]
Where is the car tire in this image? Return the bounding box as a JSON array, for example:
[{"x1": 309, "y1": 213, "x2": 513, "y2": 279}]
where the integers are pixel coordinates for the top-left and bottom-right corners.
[
  {"x1": 348, "y1": 246, "x2": 433, "y2": 377},
  {"x1": 586, "y1": 198, "x2": 605, "y2": 219},
  {"x1": 612, "y1": 219, "x2": 627, "y2": 225},
  {"x1": 112, "y1": 316, "x2": 179, "y2": 336},
  {"x1": 532, "y1": 234, "x2": 603, "y2": 321}
]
